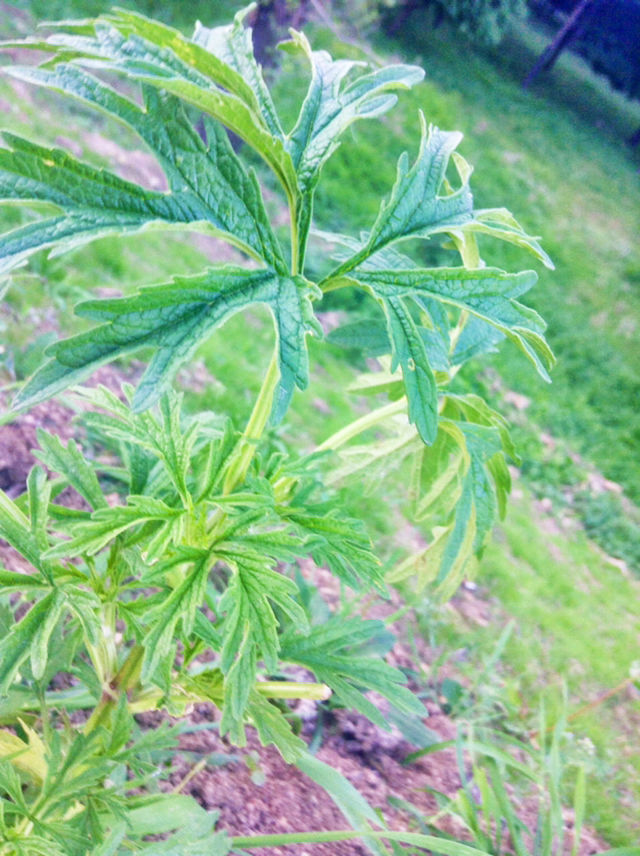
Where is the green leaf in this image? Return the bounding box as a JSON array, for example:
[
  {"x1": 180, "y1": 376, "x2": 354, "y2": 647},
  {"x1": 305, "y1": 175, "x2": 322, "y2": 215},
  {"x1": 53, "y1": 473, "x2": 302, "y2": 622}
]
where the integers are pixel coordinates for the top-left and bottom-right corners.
[
  {"x1": 218, "y1": 550, "x2": 307, "y2": 729},
  {"x1": 0, "y1": 80, "x2": 285, "y2": 274},
  {"x1": 280, "y1": 616, "x2": 423, "y2": 728},
  {"x1": 380, "y1": 294, "x2": 438, "y2": 444},
  {"x1": 285, "y1": 32, "x2": 423, "y2": 264},
  {"x1": 295, "y1": 752, "x2": 385, "y2": 850},
  {"x1": 0, "y1": 489, "x2": 43, "y2": 571},
  {"x1": 30, "y1": 588, "x2": 66, "y2": 681},
  {"x1": 462, "y1": 207, "x2": 554, "y2": 269},
  {"x1": 43, "y1": 495, "x2": 184, "y2": 559},
  {"x1": 15, "y1": 267, "x2": 319, "y2": 419},
  {"x1": 26, "y1": 465, "x2": 52, "y2": 556},
  {"x1": 0, "y1": 592, "x2": 57, "y2": 692},
  {"x1": 7, "y1": 13, "x2": 298, "y2": 200},
  {"x1": 35, "y1": 430, "x2": 107, "y2": 511},
  {"x1": 345, "y1": 266, "x2": 554, "y2": 381},
  {"x1": 192, "y1": 8, "x2": 283, "y2": 138},
  {"x1": 245, "y1": 691, "x2": 305, "y2": 764},
  {"x1": 284, "y1": 506, "x2": 384, "y2": 591},
  {"x1": 332, "y1": 115, "x2": 473, "y2": 274},
  {"x1": 141, "y1": 551, "x2": 211, "y2": 682}
]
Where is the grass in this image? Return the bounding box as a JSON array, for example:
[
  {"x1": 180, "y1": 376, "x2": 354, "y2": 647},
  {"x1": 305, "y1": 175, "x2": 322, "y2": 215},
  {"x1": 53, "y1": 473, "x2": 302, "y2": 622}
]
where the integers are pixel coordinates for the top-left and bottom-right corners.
[{"x1": 1, "y1": 1, "x2": 640, "y2": 845}]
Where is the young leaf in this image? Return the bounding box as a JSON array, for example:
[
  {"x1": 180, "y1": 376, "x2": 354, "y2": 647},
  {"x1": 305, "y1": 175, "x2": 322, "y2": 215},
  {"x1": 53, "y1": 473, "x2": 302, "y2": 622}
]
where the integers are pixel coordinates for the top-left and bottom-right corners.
[
  {"x1": 0, "y1": 592, "x2": 58, "y2": 692},
  {"x1": 283, "y1": 507, "x2": 384, "y2": 591},
  {"x1": 15, "y1": 267, "x2": 319, "y2": 419},
  {"x1": 43, "y1": 496, "x2": 184, "y2": 559},
  {"x1": 218, "y1": 550, "x2": 308, "y2": 728},
  {"x1": 332, "y1": 114, "x2": 473, "y2": 275},
  {"x1": 36, "y1": 431, "x2": 107, "y2": 511},
  {"x1": 0, "y1": 489, "x2": 44, "y2": 571},
  {"x1": 280, "y1": 616, "x2": 424, "y2": 728},
  {"x1": 285, "y1": 31, "x2": 424, "y2": 264}
]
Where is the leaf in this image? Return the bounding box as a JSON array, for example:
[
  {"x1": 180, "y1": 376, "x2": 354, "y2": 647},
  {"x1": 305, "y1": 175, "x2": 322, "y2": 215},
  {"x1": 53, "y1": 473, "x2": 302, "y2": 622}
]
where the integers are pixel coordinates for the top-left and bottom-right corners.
[
  {"x1": 36, "y1": 430, "x2": 107, "y2": 511},
  {"x1": 192, "y1": 7, "x2": 283, "y2": 137},
  {"x1": 380, "y1": 294, "x2": 438, "y2": 444},
  {"x1": 27, "y1": 465, "x2": 52, "y2": 556},
  {"x1": 141, "y1": 552, "x2": 211, "y2": 681},
  {"x1": 280, "y1": 616, "x2": 423, "y2": 728},
  {"x1": 332, "y1": 115, "x2": 473, "y2": 275},
  {"x1": 43, "y1": 496, "x2": 184, "y2": 559},
  {"x1": 30, "y1": 588, "x2": 67, "y2": 681},
  {"x1": 452, "y1": 316, "x2": 505, "y2": 366},
  {"x1": 218, "y1": 550, "x2": 307, "y2": 730},
  {"x1": 0, "y1": 489, "x2": 44, "y2": 571},
  {"x1": 0, "y1": 721, "x2": 47, "y2": 784},
  {"x1": 0, "y1": 592, "x2": 57, "y2": 693},
  {"x1": 245, "y1": 691, "x2": 305, "y2": 764},
  {"x1": 284, "y1": 506, "x2": 384, "y2": 591},
  {"x1": 345, "y1": 266, "x2": 554, "y2": 381},
  {"x1": 7, "y1": 13, "x2": 298, "y2": 200},
  {"x1": 285, "y1": 31, "x2": 423, "y2": 264},
  {"x1": 15, "y1": 267, "x2": 319, "y2": 419},
  {"x1": 296, "y1": 752, "x2": 385, "y2": 852},
  {"x1": 463, "y1": 207, "x2": 554, "y2": 269},
  {"x1": 0, "y1": 81, "x2": 285, "y2": 275}
]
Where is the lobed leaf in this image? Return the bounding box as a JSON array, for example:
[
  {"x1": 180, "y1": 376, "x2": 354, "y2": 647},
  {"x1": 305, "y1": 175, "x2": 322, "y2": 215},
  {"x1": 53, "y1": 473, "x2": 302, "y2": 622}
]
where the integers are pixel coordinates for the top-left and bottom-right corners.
[
  {"x1": 0, "y1": 81, "x2": 285, "y2": 275},
  {"x1": 15, "y1": 267, "x2": 319, "y2": 419},
  {"x1": 280, "y1": 616, "x2": 424, "y2": 728}
]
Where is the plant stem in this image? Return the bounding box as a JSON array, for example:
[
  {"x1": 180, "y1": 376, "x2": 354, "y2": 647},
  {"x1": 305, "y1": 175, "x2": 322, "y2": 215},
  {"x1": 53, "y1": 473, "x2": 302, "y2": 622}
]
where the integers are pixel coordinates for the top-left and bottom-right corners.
[
  {"x1": 222, "y1": 352, "x2": 280, "y2": 494},
  {"x1": 316, "y1": 398, "x2": 406, "y2": 452}
]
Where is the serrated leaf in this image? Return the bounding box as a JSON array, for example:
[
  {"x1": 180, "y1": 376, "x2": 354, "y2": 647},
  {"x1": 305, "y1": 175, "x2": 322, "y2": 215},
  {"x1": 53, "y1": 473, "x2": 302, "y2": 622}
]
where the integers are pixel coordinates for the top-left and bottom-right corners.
[
  {"x1": 283, "y1": 507, "x2": 384, "y2": 591},
  {"x1": 219, "y1": 551, "x2": 307, "y2": 729},
  {"x1": 36, "y1": 430, "x2": 107, "y2": 511},
  {"x1": 452, "y1": 316, "x2": 505, "y2": 365},
  {"x1": 30, "y1": 588, "x2": 66, "y2": 681},
  {"x1": 285, "y1": 32, "x2": 423, "y2": 264},
  {"x1": 140, "y1": 553, "x2": 211, "y2": 682},
  {"x1": 331, "y1": 115, "x2": 473, "y2": 275},
  {"x1": 15, "y1": 267, "x2": 318, "y2": 420},
  {"x1": 345, "y1": 266, "x2": 554, "y2": 381},
  {"x1": 43, "y1": 496, "x2": 184, "y2": 559},
  {"x1": 27, "y1": 465, "x2": 52, "y2": 556},
  {"x1": 192, "y1": 7, "x2": 283, "y2": 137},
  {"x1": 0, "y1": 592, "x2": 57, "y2": 692},
  {"x1": 245, "y1": 691, "x2": 305, "y2": 763},
  {"x1": 0, "y1": 79, "x2": 285, "y2": 275},
  {"x1": 381, "y1": 294, "x2": 438, "y2": 443},
  {"x1": 6, "y1": 13, "x2": 298, "y2": 200},
  {"x1": 281, "y1": 616, "x2": 423, "y2": 727},
  {"x1": 0, "y1": 721, "x2": 47, "y2": 784},
  {"x1": 0, "y1": 489, "x2": 43, "y2": 571}
]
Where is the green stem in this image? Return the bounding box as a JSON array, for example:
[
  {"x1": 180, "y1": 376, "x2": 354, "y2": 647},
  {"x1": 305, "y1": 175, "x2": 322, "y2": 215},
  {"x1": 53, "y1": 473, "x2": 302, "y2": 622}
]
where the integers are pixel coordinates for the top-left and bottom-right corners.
[
  {"x1": 316, "y1": 398, "x2": 406, "y2": 452},
  {"x1": 223, "y1": 352, "x2": 280, "y2": 495},
  {"x1": 83, "y1": 644, "x2": 144, "y2": 736}
]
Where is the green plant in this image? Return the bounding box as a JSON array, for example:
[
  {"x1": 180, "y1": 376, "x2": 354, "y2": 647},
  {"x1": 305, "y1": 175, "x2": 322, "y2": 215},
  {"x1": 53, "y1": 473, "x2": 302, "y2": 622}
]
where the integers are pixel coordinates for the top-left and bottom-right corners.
[
  {"x1": 0, "y1": 6, "x2": 555, "y2": 852},
  {"x1": 399, "y1": 705, "x2": 640, "y2": 856}
]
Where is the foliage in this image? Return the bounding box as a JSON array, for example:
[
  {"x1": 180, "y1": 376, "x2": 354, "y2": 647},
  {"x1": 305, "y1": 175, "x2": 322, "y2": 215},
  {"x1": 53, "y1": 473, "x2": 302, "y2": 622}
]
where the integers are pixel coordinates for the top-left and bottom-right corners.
[
  {"x1": 0, "y1": 5, "x2": 553, "y2": 853},
  {"x1": 399, "y1": 709, "x2": 640, "y2": 856}
]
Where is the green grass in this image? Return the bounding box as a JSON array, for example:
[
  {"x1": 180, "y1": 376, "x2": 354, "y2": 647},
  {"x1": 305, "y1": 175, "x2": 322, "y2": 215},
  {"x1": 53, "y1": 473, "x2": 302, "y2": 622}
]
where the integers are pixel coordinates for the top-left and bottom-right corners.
[{"x1": 422, "y1": 494, "x2": 640, "y2": 844}]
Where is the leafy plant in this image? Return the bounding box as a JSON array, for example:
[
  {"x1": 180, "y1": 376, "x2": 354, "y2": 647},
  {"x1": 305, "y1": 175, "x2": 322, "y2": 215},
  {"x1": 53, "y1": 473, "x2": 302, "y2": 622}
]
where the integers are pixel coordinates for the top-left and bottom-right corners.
[{"x1": 0, "y1": 5, "x2": 554, "y2": 852}]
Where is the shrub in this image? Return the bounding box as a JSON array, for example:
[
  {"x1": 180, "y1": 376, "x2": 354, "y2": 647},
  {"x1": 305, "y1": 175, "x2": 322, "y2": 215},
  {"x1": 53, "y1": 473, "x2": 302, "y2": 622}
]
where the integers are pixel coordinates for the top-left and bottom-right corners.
[{"x1": 0, "y1": 6, "x2": 553, "y2": 852}]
